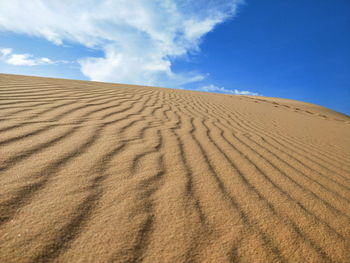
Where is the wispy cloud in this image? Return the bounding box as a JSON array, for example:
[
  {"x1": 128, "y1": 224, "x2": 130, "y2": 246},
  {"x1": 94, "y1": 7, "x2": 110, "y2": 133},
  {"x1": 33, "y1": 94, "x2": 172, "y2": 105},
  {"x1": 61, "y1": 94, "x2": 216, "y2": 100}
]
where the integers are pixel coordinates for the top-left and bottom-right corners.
[
  {"x1": 199, "y1": 84, "x2": 259, "y2": 96},
  {"x1": 0, "y1": 0, "x2": 243, "y2": 87},
  {"x1": 0, "y1": 48, "x2": 68, "y2": 66}
]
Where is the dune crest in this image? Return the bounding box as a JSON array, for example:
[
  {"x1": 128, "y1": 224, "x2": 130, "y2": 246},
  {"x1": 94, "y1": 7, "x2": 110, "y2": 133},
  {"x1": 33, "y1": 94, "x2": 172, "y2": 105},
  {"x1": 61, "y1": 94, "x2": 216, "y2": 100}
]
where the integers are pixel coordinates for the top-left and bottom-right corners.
[{"x1": 0, "y1": 74, "x2": 349, "y2": 263}]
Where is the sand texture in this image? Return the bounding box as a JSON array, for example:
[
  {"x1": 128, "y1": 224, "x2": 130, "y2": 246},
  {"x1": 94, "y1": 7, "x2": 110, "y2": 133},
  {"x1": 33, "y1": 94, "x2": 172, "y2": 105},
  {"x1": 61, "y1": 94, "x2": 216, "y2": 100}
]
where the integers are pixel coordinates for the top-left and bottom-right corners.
[{"x1": 0, "y1": 74, "x2": 349, "y2": 263}]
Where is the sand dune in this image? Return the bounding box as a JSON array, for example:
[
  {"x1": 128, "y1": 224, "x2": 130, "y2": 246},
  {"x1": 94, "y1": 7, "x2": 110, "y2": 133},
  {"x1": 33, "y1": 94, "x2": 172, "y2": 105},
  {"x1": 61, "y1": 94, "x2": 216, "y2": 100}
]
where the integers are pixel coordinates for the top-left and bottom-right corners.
[{"x1": 0, "y1": 74, "x2": 349, "y2": 263}]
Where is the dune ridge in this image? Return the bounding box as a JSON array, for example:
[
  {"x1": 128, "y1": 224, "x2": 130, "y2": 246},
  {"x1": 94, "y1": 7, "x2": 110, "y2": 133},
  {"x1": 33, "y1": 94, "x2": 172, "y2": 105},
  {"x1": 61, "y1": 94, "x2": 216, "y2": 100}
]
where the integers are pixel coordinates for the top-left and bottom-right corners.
[{"x1": 0, "y1": 74, "x2": 349, "y2": 263}]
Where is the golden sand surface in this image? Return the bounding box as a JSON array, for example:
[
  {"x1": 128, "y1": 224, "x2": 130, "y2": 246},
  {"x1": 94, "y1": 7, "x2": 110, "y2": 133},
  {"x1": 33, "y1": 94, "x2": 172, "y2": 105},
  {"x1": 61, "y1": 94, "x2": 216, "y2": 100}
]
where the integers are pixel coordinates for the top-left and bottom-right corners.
[{"x1": 0, "y1": 74, "x2": 349, "y2": 263}]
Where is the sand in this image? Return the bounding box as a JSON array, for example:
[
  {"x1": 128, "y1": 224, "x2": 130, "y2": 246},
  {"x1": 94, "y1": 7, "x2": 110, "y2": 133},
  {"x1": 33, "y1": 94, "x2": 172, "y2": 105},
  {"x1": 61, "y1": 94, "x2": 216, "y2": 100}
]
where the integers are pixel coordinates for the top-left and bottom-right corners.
[{"x1": 0, "y1": 73, "x2": 349, "y2": 263}]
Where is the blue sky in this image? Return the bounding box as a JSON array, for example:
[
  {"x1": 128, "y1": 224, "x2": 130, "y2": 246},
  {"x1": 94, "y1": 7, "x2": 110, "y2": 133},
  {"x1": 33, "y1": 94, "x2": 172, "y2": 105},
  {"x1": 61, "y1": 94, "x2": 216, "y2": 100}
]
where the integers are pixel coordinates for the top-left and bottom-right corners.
[{"x1": 0, "y1": 0, "x2": 349, "y2": 115}]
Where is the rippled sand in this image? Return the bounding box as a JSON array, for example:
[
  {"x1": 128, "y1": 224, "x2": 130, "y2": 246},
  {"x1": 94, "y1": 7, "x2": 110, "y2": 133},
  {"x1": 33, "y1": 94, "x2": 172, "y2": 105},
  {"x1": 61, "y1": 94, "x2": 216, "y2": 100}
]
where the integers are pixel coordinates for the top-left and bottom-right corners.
[{"x1": 0, "y1": 74, "x2": 349, "y2": 263}]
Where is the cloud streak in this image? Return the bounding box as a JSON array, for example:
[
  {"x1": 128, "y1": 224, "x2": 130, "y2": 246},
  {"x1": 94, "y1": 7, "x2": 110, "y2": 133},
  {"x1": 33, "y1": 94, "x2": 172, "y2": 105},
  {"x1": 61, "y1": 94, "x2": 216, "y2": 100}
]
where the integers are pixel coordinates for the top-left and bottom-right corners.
[
  {"x1": 199, "y1": 84, "x2": 259, "y2": 96},
  {"x1": 0, "y1": 48, "x2": 55, "y2": 66},
  {"x1": 0, "y1": 0, "x2": 243, "y2": 87}
]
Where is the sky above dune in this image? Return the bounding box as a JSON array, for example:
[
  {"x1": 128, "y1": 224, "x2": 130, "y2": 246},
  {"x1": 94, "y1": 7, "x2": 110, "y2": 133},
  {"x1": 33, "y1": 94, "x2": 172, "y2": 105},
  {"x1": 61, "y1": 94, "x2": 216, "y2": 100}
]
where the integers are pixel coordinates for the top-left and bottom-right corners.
[{"x1": 0, "y1": 0, "x2": 349, "y2": 114}]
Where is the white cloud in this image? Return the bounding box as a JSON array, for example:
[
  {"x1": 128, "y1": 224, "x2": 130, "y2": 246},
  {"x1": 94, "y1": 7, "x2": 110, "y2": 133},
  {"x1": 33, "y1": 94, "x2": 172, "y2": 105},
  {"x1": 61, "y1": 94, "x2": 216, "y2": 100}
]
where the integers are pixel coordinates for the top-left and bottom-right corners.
[
  {"x1": 0, "y1": 48, "x2": 12, "y2": 56},
  {"x1": 0, "y1": 48, "x2": 55, "y2": 66},
  {"x1": 0, "y1": 0, "x2": 243, "y2": 87},
  {"x1": 199, "y1": 84, "x2": 259, "y2": 96}
]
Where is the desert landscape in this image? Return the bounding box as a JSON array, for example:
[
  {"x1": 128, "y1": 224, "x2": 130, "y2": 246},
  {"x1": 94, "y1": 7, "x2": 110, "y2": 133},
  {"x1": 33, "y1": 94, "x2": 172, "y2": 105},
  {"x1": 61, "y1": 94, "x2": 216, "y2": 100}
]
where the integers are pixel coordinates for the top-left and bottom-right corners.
[{"x1": 0, "y1": 73, "x2": 349, "y2": 263}]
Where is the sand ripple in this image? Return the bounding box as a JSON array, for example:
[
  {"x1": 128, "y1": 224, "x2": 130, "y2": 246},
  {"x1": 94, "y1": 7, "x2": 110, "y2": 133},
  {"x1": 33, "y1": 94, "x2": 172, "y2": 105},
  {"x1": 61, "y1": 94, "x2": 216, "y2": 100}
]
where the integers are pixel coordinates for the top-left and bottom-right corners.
[{"x1": 0, "y1": 74, "x2": 349, "y2": 263}]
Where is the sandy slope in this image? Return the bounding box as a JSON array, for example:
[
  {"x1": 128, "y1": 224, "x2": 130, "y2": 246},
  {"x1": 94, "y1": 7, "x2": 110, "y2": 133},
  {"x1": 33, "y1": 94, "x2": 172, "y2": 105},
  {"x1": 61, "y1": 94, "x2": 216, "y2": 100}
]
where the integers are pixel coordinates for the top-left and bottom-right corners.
[{"x1": 0, "y1": 74, "x2": 349, "y2": 263}]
